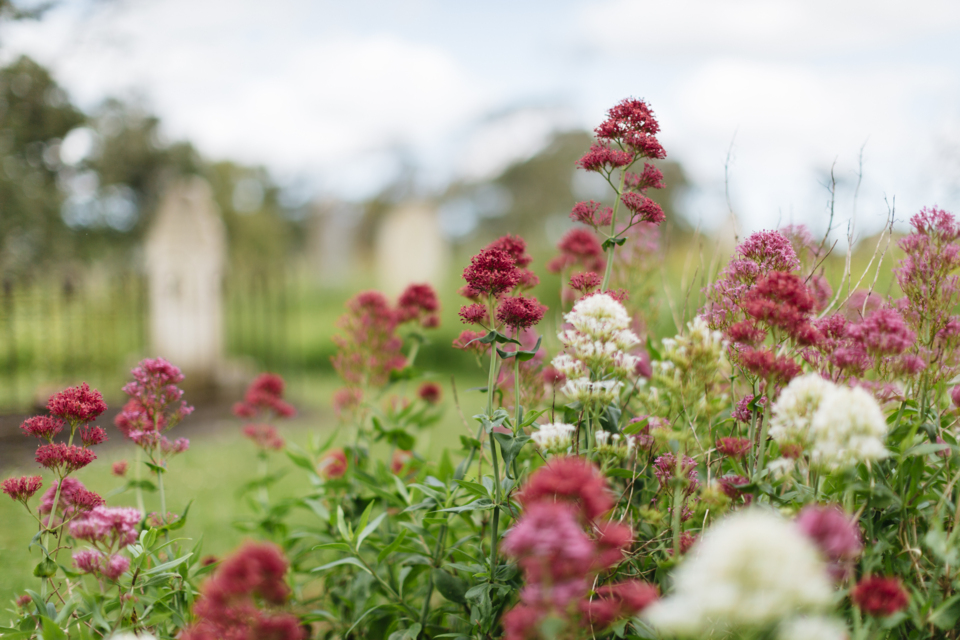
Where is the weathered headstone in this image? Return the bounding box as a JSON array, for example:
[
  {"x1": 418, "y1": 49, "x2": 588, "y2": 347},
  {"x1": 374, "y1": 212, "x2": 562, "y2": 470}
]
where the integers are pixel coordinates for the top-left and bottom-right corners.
[
  {"x1": 145, "y1": 176, "x2": 226, "y2": 385},
  {"x1": 374, "y1": 202, "x2": 449, "y2": 295},
  {"x1": 307, "y1": 199, "x2": 362, "y2": 286}
]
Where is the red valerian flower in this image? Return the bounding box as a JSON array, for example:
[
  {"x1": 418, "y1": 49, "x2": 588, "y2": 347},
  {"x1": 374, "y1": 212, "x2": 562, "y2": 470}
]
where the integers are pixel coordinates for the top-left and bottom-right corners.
[
  {"x1": 547, "y1": 228, "x2": 606, "y2": 274},
  {"x1": 716, "y1": 437, "x2": 752, "y2": 459},
  {"x1": 2, "y1": 475, "x2": 42, "y2": 502},
  {"x1": 497, "y1": 295, "x2": 547, "y2": 331},
  {"x1": 570, "y1": 272, "x2": 602, "y2": 294},
  {"x1": 576, "y1": 143, "x2": 634, "y2": 172},
  {"x1": 462, "y1": 247, "x2": 522, "y2": 297},
  {"x1": 620, "y1": 192, "x2": 665, "y2": 225},
  {"x1": 571, "y1": 201, "x2": 613, "y2": 228},
  {"x1": 795, "y1": 505, "x2": 862, "y2": 565},
  {"x1": 846, "y1": 308, "x2": 916, "y2": 357},
  {"x1": 38, "y1": 478, "x2": 104, "y2": 520},
  {"x1": 487, "y1": 234, "x2": 533, "y2": 268},
  {"x1": 112, "y1": 461, "x2": 128, "y2": 477},
  {"x1": 593, "y1": 521, "x2": 634, "y2": 569},
  {"x1": 518, "y1": 456, "x2": 614, "y2": 522},
  {"x1": 852, "y1": 576, "x2": 909, "y2": 616},
  {"x1": 332, "y1": 291, "x2": 407, "y2": 388},
  {"x1": 20, "y1": 416, "x2": 64, "y2": 440},
  {"x1": 458, "y1": 303, "x2": 489, "y2": 326},
  {"x1": 35, "y1": 443, "x2": 96, "y2": 473},
  {"x1": 318, "y1": 449, "x2": 347, "y2": 479},
  {"x1": 742, "y1": 271, "x2": 816, "y2": 335},
  {"x1": 182, "y1": 542, "x2": 304, "y2": 640},
  {"x1": 581, "y1": 580, "x2": 659, "y2": 628},
  {"x1": 653, "y1": 453, "x2": 699, "y2": 496},
  {"x1": 47, "y1": 383, "x2": 107, "y2": 424},
  {"x1": 624, "y1": 163, "x2": 665, "y2": 191},
  {"x1": 740, "y1": 348, "x2": 801, "y2": 384},
  {"x1": 243, "y1": 424, "x2": 285, "y2": 451},
  {"x1": 452, "y1": 330, "x2": 488, "y2": 356},
  {"x1": 396, "y1": 283, "x2": 440, "y2": 326},
  {"x1": 594, "y1": 98, "x2": 666, "y2": 159},
  {"x1": 79, "y1": 425, "x2": 108, "y2": 446},
  {"x1": 417, "y1": 382, "x2": 442, "y2": 404},
  {"x1": 391, "y1": 450, "x2": 413, "y2": 474},
  {"x1": 717, "y1": 475, "x2": 751, "y2": 501}
]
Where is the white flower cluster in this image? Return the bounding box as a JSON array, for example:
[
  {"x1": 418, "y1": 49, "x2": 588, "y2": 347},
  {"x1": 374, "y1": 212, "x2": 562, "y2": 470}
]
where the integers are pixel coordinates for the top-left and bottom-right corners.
[
  {"x1": 777, "y1": 617, "x2": 848, "y2": 640},
  {"x1": 530, "y1": 422, "x2": 575, "y2": 454},
  {"x1": 770, "y1": 374, "x2": 889, "y2": 471},
  {"x1": 594, "y1": 430, "x2": 636, "y2": 457},
  {"x1": 552, "y1": 294, "x2": 640, "y2": 406},
  {"x1": 650, "y1": 316, "x2": 727, "y2": 380},
  {"x1": 644, "y1": 509, "x2": 834, "y2": 636}
]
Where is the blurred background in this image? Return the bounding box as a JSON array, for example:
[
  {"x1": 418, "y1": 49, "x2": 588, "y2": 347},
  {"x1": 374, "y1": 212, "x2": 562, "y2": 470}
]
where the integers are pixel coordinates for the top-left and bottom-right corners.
[{"x1": 0, "y1": 0, "x2": 956, "y2": 414}]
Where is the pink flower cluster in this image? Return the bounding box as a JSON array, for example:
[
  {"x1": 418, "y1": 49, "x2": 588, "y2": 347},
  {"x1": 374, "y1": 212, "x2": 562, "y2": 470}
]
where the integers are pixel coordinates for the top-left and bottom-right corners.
[
  {"x1": 182, "y1": 542, "x2": 304, "y2": 640},
  {"x1": 234, "y1": 373, "x2": 296, "y2": 452},
  {"x1": 72, "y1": 549, "x2": 130, "y2": 581},
  {"x1": 458, "y1": 235, "x2": 547, "y2": 337},
  {"x1": 502, "y1": 457, "x2": 658, "y2": 638},
  {"x1": 3, "y1": 385, "x2": 108, "y2": 495},
  {"x1": 851, "y1": 575, "x2": 909, "y2": 617},
  {"x1": 38, "y1": 477, "x2": 104, "y2": 526},
  {"x1": 115, "y1": 358, "x2": 194, "y2": 462},
  {"x1": 333, "y1": 284, "x2": 440, "y2": 409},
  {"x1": 795, "y1": 505, "x2": 862, "y2": 580},
  {"x1": 547, "y1": 228, "x2": 605, "y2": 275},
  {"x1": 70, "y1": 505, "x2": 142, "y2": 547}
]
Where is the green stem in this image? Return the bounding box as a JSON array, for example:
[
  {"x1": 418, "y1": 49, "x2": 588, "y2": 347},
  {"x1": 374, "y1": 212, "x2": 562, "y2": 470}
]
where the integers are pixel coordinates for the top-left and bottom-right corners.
[
  {"x1": 672, "y1": 440, "x2": 685, "y2": 556},
  {"x1": 754, "y1": 398, "x2": 771, "y2": 476},
  {"x1": 258, "y1": 454, "x2": 269, "y2": 506},
  {"x1": 157, "y1": 468, "x2": 166, "y2": 523},
  {"x1": 600, "y1": 170, "x2": 628, "y2": 292},
  {"x1": 134, "y1": 447, "x2": 145, "y2": 514}
]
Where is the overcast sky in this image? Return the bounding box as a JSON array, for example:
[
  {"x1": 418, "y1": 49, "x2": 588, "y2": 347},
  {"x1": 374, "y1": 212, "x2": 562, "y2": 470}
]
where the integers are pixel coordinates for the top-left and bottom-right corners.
[{"x1": 2, "y1": 0, "x2": 959, "y2": 240}]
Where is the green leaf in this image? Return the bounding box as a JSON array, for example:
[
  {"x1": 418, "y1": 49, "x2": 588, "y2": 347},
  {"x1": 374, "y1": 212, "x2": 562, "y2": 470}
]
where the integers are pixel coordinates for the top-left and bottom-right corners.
[
  {"x1": 356, "y1": 501, "x2": 375, "y2": 542},
  {"x1": 357, "y1": 513, "x2": 388, "y2": 550},
  {"x1": 144, "y1": 461, "x2": 166, "y2": 474},
  {"x1": 601, "y1": 236, "x2": 627, "y2": 251},
  {"x1": 605, "y1": 468, "x2": 637, "y2": 479},
  {"x1": 377, "y1": 529, "x2": 409, "y2": 564},
  {"x1": 645, "y1": 335, "x2": 662, "y2": 362},
  {"x1": 143, "y1": 553, "x2": 192, "y2": 575},
  {"x1": 313, "y1": 542, "x2": 353, "y2": 553},
  {"x1": 286, "y1": 445, "x2": 317, "y2": 473},
  {"x1": 492, "y1": 432, "x2": 531, "y2": 475},
  {"x1": 930, "y1": 595, "x2": 960, "y2": 630},
  {"x1": 440, "y1": 499, "x2": 494, "y2": 513},
  {"x1": 162, "y1": 500, "x2": 192, "y2": 531},
  {"x1": 905, "y1": 442, "x2": 950, "y2": 457},
  {"x1": 600, "y1": 404, "x2": 622, "y2": 433},
  {"x1": 313, "y1": 557, "x2": 371, "y2": 575},
  {"x1": 433, "y1": 569, "x2": 468, "y2": 604},
  {"x1": 437, "y1": 449, "x2": 454, "y2": 482},
  {"x1": 623, "y1": 417, "x2": 649, "y2": 435},
  {"x1": 39, "y1": 616, "x2": 67, "y2": 640},
  {"x1": 388, "y1": 623, "x2": 422, "y2": 640},
  {"x1": 336, "y1": 505, "x2": 352, "y2": 542}
]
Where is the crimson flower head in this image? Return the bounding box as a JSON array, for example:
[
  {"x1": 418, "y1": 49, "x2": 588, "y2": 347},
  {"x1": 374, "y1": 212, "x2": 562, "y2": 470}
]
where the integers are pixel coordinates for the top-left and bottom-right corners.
[
  {"x1": 547, "y1": 228, "x2": 605, "y2": 274},
  {"x1": 486, "y1": 234, "x2": 532, "y2": 268},
  {"x1": 518, "y1": 456, "x2": 614, "y2": 522},
  {"x1": 716, "y1": 437, "x2": 752, "y2": 459},
  {"x1": 318, "y1": 449, "x2": 347, "y2": 479},
  {"x1": 112, "y1": 461, "x2": 128, "y2": 477},
  {"x1": 576, "y1": 143, "x2": 634, "y2": 172},
  {"x1": 2, "y1": 475, "x2": 42, "y2": 503},
  {"x1": 238, "y1": 373, "x2": 296, "y2": 419},
  {"x1": 47, "y1": 383, "x2": 107, "y2": 424},
  {"x1": 571, "y1": 201, "x2": 613, "y2": 228},
  {"x1": 243, "y1": 424, "x2": 285, "y2": 451},
  {"x1": 594, "y1": 98, "x2": 665, "y2": 160},
  {"x1": 462, "y1": 248, "x2": 522, "y2": 298},
  {"x1": 332, "y1": 387, "x2": 363, "y2": 418},
  {"x1": 80, "y1": 426, "x2": 108, "y2": 447},
  {"x1": 39, "y1": 477, "x2": 103, "y2": 520},
  {"x1": 397, "y1": 283, "x2": 440, "y2": 327},
  {"x1": 458, "y1": 303, "x2": 489, "y2": 327},
  {"x1": 452, "y1": 330, "x2": 487, "y2": 356},
  {"x1": 620, "y1": 192, "x2": 665, "y2": 225},
  {"x1": 852, "y1": 576, "x2": 909, "y2": 617},
  {"x1": 742, "y1": 271, "x2": 816, "y2": 335},
  {"x1": 570, "y1": 271, "x2": 602, "y2": 294},
  {"x1": 625, "y1": 163, "x2": 665, "y2": 191},
  {"x1": 35, "y1": 443, "x2": 96, "y2": 473},
  {"x1": 581, "y1": 580, "x2": 659, "y2": 628},
  {"x1": 417, "y1": 382, "x2": 442, "y2": 404},
  {"x1": 740, "y1": 348, "x2": 801, "y2": 385},
  {"x1": 846, "y1": 308, "x2": 915, "y2": 357},
  {"x1": 795, "y1": 504, "x2": 862, "y2": 565},
  {"x1": 497, "y1": 295, "x2": 546, "y2": 331},
  {"x1": 20, "y1": 416, "x2": 64, "y2": 440}
]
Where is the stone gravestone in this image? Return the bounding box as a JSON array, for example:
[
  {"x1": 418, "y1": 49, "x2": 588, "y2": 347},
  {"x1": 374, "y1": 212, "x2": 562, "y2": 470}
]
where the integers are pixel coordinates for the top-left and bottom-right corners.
[
  {"x1": 307, "y1": 199, "x2": 362, "y2": 286},
  {"x1": 145, "y1": 176, "x2": 226, "y2": 386},
  {"x1": 374, "y1": 201, "x2": 449, "y2": 296}
]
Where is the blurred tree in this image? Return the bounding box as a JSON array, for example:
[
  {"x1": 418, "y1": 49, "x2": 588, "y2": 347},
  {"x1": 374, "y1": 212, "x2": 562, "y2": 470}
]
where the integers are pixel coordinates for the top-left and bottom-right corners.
[{"x1": 0, "y1": 55, "x2": 83, "y2": 274}]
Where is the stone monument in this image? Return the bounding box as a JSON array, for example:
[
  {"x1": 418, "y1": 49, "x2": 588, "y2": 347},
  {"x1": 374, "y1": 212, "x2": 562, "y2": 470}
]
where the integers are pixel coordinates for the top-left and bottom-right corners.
[
  {"x1": 145, "y1": 176, "x2": 226, "y2": 385},
  {"x1": 374, "y1": 201, "x2": 449, "y2": 296}
]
